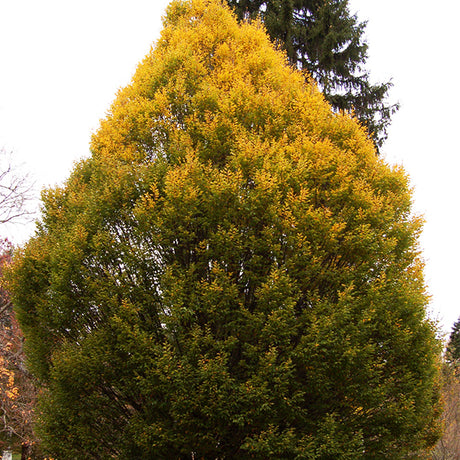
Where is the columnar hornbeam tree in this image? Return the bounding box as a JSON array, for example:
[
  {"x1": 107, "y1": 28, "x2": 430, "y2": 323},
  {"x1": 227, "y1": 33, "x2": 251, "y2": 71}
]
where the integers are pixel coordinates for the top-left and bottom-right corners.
[{"x1": 8, "y1": 0, "x2": 441, "y2": 458}]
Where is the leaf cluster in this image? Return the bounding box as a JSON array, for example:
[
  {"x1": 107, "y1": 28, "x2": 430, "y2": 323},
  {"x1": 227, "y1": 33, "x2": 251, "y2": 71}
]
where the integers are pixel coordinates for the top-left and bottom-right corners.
[{"x1": 226, "y1": 0, "x2": 399, "y2": 151}]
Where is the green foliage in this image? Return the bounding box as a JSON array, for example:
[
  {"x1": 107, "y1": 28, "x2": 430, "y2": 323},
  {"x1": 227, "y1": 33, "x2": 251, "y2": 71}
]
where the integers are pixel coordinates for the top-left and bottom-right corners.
[
  {"x1": 8, "y1": 0, "x2": 441, "y2": 458},
  {"x1": 226, "y1": 0, "x2": 399, "y2": 151}
]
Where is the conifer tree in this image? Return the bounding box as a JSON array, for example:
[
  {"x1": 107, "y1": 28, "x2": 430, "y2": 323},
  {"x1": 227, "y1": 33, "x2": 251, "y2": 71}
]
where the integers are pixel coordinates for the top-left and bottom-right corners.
[
  {"x1": 7, "y1": 0, "x2": 441, "y2": 458},
  {"x1": 446, "y1": 318, "x2": 460, "y2": 363},
  {"x1": 226, "y1": 0, "x2": 398, "y2": 151}
]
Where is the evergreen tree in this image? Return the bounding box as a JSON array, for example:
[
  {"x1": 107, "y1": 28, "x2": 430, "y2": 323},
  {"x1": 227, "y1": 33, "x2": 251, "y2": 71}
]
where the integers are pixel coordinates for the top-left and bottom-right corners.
[
  {"x1": 226, "y1": 0, "x2": 398, "y2": 151},
  {"x1": 8, "y1": 0, "x2": 441, "y2": 458},
  {"x1": 446, "y1": 318, "x2": 460, "y2": 363}
]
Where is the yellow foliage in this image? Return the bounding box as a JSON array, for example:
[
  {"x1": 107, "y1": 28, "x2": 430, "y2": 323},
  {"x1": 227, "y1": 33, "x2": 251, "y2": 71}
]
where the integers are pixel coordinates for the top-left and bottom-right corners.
[{"x1": 6, "y1": 1, "x2": 440, "y2": 458}]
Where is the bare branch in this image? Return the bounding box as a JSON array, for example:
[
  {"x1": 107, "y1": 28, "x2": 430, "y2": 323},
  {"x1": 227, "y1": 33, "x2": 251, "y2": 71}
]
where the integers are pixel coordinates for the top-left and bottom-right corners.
[{"x1": 0, "y1": 148, "x2": 35, "y2": 225}]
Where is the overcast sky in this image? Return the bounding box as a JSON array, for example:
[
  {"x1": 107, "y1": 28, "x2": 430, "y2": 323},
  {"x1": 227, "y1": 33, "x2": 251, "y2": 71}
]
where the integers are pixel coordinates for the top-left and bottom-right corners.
[{"x1": 1, "y1": 0, "x2": 458, "y2": 336}]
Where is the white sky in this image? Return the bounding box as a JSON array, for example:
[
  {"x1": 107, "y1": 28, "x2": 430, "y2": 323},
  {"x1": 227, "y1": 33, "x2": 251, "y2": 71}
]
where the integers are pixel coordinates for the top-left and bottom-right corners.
[{"x1": 0, "y1": 0, "x2": 458, "y2": 336}]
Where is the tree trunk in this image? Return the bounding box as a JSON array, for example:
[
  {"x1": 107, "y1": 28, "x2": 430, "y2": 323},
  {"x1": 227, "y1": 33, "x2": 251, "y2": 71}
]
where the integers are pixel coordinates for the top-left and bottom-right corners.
[{"x1": 21, "y1": 441, "x2": 34, "y2": 460}]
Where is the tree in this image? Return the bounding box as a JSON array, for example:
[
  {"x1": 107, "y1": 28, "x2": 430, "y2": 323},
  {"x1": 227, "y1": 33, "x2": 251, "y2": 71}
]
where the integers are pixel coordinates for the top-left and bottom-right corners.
[
  {"x1": 0, "y1": 149, "x2": 34, "y2": 226},
  {"x1": 226, "y1": 0, "x2": 398, "y2": 151},
  {"x1": 7, "y1": 0, "x2": 441, "y2": 458},
  {"x1": 0, "y1": 239, "x2": 40, "y2": 460},
  {"x1": 431, "y1": 319, "x2": 460, "y2": 459},
  {"x1": 0, "y1": 149, "x2": 38, "y2": 458},
  {"x1": 446, "y1": 317, "x2": 460, "y2": 363},
  {"x1": 431, "y1": 363, "x2": 460, "y2": 460}
]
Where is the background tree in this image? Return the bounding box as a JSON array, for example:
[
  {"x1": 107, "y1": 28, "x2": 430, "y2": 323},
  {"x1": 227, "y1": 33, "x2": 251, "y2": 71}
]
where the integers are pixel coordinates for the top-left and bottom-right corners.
[
  {"x1": 0, "y1": 239, "x2": 39, "y2": 460},
  {"x1": 8, "y1": 0, "x2": 441, "y2": 458},
  {"x1": 431, "y1": 363, "x2": 460, "y2": 460},
  {"x1": 446, "y1": 317, "x2": 460, "y2": 363},
  {"x1": 0, "y1": 149, "x2": 34, "y2": 226},
  {"x1": 0, "y1": 150, "x2": 38, "y2": 459},
  {"x1": 430, "y1": 319, "x2": 460, "y2": 459},
  {"x1": 226, "y1": 0, "x2": 398, "y2": 151}
]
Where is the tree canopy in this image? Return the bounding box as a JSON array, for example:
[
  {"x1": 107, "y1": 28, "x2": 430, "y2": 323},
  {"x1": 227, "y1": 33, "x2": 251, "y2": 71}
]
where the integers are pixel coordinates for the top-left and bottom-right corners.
[
  {"x1": 8, "y1": 0, "x2": 441, "y2": 458},
  {"x1": 226, "y1": 0, "x2": 398, "y2": 151}
]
